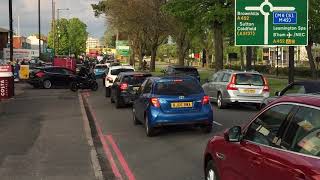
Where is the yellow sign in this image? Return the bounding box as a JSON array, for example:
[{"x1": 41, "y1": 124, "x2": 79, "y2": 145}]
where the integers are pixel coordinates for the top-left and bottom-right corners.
[
  {"x1": 171, "y1": 102, "x2": 193, "y2": 108},
  {"x1": 19, "y1": 65, "x2": 30, "y2": 79}
]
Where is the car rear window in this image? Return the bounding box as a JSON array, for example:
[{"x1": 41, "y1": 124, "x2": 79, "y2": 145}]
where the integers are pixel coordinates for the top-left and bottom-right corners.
[
  {"x1": 236, "y1": 74, "x2": 264, "y2": 86},
  {"x1": 174, "y1": 68, "x2": 199, "y2": 75},
  {"x1": 123, "y1": 74, "x2": 151, "y2": 85},
  {"x1": 111, "y1": 68, "x2": 134, "y2": 75},
  {"x1": 154, "y1": 79, "x2": 203, "y2": 96}
]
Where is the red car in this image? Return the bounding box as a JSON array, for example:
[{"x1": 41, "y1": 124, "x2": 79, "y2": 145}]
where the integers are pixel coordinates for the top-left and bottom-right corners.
[{"x1": 204, "y1": 94, "x2": 320, "y2": 180}]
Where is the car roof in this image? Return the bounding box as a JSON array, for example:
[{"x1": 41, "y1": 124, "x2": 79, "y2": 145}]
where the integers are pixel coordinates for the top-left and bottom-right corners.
[
  {"x1": 109, "y1": 65, "x2": 134, "y2": 70},
  {"x1": 152, "y1": 76, "x2": 197, "y2": 82},
  {"x1": 168, "y1": 65, "x2": 197, "y2": 69},
  {"x1": 272, "y1": 94, "x2": 320, "y2": 108},
  {"x1": 95, "y1": 64, "x2": 108, "y2": 67},
  {"x1": 119, "y1": 72, "x2": 152, "y2": 76},
  {"x1": 220, "y1": 69, "x2": 261, "y2": 75}
]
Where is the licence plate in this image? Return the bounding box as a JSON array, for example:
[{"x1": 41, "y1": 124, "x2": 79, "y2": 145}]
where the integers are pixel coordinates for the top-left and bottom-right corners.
[
  {"x1": 242, "y1": 89, "x2": 256, "y2": 94},
  {"x1": 171, "y1": 102, "x2": 193, "y2": 108}
]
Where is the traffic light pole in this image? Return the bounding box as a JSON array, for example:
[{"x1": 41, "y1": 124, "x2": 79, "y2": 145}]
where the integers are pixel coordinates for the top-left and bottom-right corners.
[{"x1": 9, "y1": 0, "x2": 13, "y2": 62}]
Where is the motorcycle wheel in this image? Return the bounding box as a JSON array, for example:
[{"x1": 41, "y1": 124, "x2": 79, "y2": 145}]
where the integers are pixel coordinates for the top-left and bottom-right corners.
[
  {"x1": 70, "y1": 82, "x2": 79, "y2": 92},
  {"x1": 91, "y1": 82, "x2": 98, "y2": 91}
]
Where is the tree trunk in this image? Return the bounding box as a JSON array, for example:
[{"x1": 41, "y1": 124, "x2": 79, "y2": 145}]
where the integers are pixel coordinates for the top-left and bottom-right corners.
[
  {"x1": 288, "y1": 46, "x2": 295, "y2": 84},
  {"x1": 240, "y1": 46, "x2": 245, "y2": 70},
  {"x1": 130, "y1": 48, "x2": 135, "y2": 66},
  {"x1": 150, "y1": 45, "x2": 157, "y2": 72},
  {"x1": 178, "y1": 50, "x2": 185, "y2": 66},
  {"x1": 138, "y1": 49, "x2": 144, "y2": 70},
  {"x1": 306, "y1": 44, "x2": 317, "y2": 79},
  {"x1": 213, "y1": 21, "x2": 224, "y2": 72},
  {"x1": 205, "y1": 50, "x2": 210, "y2": 68},
  {"x1": 246, "y1": 47, "x2": 252, "y2": 70}
]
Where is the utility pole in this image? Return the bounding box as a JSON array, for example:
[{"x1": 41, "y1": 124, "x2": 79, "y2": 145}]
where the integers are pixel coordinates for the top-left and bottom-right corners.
[
  {"x1": 38, "y1": 0, "x2": 41, "y2": 57},
  {"x1": 288, "y1": 46, "x2": 295, "y2": 84},
  {"x1": 9, "y1": 0, "x2": 13, "y2": 62},
  {"x1": 52, "y1": 0, "x2": 56, "y2": 55}
]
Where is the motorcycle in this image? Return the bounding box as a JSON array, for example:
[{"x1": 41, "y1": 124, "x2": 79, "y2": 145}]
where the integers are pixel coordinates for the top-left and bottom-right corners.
[{"x1": 70, "y1": 73, "x2": 98, "y2": 92}]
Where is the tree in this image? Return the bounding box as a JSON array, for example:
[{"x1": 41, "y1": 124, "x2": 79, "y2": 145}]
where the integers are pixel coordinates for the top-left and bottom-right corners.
[
  {"x1": 67, "y1": 18, "x2": 88, "y2": 57},
  {"x1": 306, "y1": 0, "x2": 320, "y2": 79},
  {"x1": 164, "y1": 0, "x2": 233, "y2": 71},
  {"x1": 92, "y1": 0, "x2": 170, "y2": 71},
  {"x1": 48, "y1": 18, "x2": 88, "y2": 57}
]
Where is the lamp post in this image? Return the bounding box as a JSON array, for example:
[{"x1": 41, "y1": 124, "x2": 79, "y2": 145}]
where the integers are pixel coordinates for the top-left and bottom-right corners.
[
  {"x1": 56, "y1": 8, "x2": 69, "y2": 55},
  {"x1": 38, "y1": 0, "x2": 41, "y2": 57},
  {"x1": 9, "y1": 0, "x2": 13, "y2": 62}
]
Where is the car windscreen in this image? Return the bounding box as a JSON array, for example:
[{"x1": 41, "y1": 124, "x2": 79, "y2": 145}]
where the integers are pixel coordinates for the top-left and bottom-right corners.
[
  {"x1": 154, "y1": 79, "x2": 203, "y2": 96},
  {"x1": 174, "y1": 68, "x2": 199, "y2": 75},
  {"x1": 95, "y1": 66, "x2": 107, "y2": 70},
  {"x1": 123, "y1": 74, "x2": 152, "y2": 85},
  {"x1": 236, "y1": 74, "x2": 264, "y2": 86},
  {"x1": 111, "y1": 68, "x2": 134, "y2": 75}
]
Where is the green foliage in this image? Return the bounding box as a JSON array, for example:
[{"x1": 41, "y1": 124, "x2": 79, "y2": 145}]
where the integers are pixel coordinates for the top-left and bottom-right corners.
[
  {"x1": 309, "y1": 0, "x2": 320, "y2": 44},
  {"x1": 158, "y1": 44, "x2": 177, "y2": 60},
  {"x1": 48, "y1": 18, "x2": 88, "y2": 57}
]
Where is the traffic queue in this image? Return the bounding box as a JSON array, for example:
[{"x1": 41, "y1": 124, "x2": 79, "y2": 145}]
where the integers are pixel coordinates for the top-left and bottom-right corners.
[{"x1": 24, "y1": 58, "x2": 320, "y2": 180}]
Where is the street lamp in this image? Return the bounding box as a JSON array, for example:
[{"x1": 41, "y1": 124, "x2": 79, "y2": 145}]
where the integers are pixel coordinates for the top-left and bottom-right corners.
[{"x1": 56, "y1": 8, "x2": 69, "y2": 55}]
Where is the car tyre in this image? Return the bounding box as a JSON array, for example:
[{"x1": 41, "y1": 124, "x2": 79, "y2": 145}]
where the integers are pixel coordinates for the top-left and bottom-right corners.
[
  {"x1": 115, "y1": 97, "x2": 124, "y2": 109},
  {"x1": 43, "y1": 79, "x2": 52, "y2": 89},
  {"x1": 91, "y1": 82, "x2": 98, "y2": 91},
  {"x1": 217, "y1": 93, "x2": 226, "y2": 109},
  {"x1": 132, "y1": 107, "x2": 140, "y2": 125},
  {"x1": 205, "y1": 160, "x2": 220, "y2": 180},
  {"x1": 145, "y1": 115, "x2": 155, "y2": 137},
  {"x1": 70, "y1": 82, "x2": 78, "y2": 92},
  {"x1": 105, "y1": 87, "x2": 111, "y2": 97},
  {"x1": 201, "y1": 124, "x2": 213, "y2": 134}
]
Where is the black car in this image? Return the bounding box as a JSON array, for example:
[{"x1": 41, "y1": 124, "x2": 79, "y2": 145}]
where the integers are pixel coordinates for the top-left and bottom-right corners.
[
  {"x1": 110, "y1": 72, "x2": 152, "y2": 108},
  {"x1": 262, "y1": 80, "x2": 320, "y2": 107},
  {"x1": 163, "y1": 65, "x2": 200, "y2": 81},
  {"x1": 29, "y1": 66, "x2": 76, "y2": 89}
]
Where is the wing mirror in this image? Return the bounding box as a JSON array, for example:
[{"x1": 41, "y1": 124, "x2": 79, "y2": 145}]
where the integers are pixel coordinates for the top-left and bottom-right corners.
[
  {"x1": 275, "y1": 91, "x2": 281, "y2": 96},
  {"x1": 224, "y1": 126, "x2": 242, "y2": 142}
]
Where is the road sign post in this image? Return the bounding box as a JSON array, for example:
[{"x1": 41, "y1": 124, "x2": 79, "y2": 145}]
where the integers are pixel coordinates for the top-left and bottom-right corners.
[{"x1": 235, "y1": 0, "x2": 308, "y2": 46}]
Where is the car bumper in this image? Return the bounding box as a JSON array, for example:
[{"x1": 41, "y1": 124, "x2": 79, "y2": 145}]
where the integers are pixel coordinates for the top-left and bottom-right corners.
[
  {"x1": 120, "y1": 94, "x2": 137, "y2": 104},
  {"x1": 225, "y1": 97, "x2": 265, "y2": 104},
  {"x1": 148, "y1": 107, "x2": 213, "y2": 127}
]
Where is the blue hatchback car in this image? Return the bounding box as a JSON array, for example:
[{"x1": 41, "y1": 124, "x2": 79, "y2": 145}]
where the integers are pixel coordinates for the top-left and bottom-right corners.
[{"x1": 132, "y1": 76, "x2": 213, "y2": 136}]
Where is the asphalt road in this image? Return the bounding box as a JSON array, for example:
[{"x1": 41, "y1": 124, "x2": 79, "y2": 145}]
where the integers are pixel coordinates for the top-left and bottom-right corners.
[{"x1": 85, "y1": 81, "x2": 259, "y2": 180}]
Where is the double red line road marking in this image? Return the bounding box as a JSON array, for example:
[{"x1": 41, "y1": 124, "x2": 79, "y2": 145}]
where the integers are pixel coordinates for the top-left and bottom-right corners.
[{"x1": 81, "y1": 92, "x2": 135, "y2": 180}]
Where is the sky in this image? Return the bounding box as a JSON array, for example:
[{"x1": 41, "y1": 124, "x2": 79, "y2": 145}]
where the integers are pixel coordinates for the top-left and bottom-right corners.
[{"x1": 0, "y1": 0, "x2": 105, "y2": 38}]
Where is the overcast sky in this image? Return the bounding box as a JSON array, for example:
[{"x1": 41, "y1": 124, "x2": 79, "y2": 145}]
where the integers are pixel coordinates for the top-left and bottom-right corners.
[{"x1": 0, "y1": 0, "x2": 105, "y2": 38}]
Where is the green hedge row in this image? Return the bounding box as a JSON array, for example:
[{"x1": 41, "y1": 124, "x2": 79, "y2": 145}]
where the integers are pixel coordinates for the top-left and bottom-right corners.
[{"x1": 226, "y1": 65, "x2": 320, "y2": 78}]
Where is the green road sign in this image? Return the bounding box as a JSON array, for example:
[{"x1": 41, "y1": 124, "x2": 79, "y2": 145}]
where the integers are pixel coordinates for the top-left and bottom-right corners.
[
  {"x1": 116, "y1": 40, "x2": 130, "y2": 57},
  {"x1": 235, "y1": 0, "x2": 308, "y2": 46}
]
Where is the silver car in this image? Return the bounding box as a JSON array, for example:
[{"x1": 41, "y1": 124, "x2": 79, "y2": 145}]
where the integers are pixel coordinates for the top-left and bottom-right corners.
[{"x1": 202, "y1": 70, "x2": 270, "y2": 109}]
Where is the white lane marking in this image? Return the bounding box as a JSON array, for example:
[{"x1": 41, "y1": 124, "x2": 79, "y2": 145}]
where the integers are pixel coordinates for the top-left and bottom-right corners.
[{"x1": 213, "y1": 121, "x2": 223, "y2": 126}]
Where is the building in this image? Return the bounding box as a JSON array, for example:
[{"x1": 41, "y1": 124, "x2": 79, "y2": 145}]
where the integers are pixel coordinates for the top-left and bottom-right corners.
[
  {"x1": 86, "y1": 37, "x2": 100, "y2": 53},
  {"x1": 263, "y1": 46, "x2": 308, "y2": 67},
  {"x1": 13, "y1": 36, "x2": 31, "y2": 49},
  {"x1": 0, "y1": 27, "x2": 9, "y2": 59},
  {"x1": 27, "y1": 35, "x2": 48, "y2": 53}
]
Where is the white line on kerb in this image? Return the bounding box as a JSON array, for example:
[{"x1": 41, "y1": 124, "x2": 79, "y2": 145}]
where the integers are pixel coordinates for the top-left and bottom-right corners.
[{"x1": 213, "y1": 121, "x2": 223, "y2": 126}]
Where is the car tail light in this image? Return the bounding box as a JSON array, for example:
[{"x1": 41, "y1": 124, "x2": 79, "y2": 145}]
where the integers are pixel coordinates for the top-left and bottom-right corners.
[
  {"x1": 202, "y1": 96, "x2": 210, "y2": 105},
  {"x1": 263, "y1": 77, "x2": 270, "y2": 92},
  {"x1": 150, "y1": 98, "x2": 160, "y2": 108},
  {"x1": 120, "y1": 83, "x2": 128, "y2": 91},
  {"x1": 227, "y1": 74, "x2": 238, "y2": 90},
  {"x1": 35, "y1": 71, "x2": 45, "y2": 78}
]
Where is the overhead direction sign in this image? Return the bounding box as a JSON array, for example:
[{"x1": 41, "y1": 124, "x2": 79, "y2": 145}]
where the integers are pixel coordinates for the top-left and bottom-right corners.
[{"x1": 235, "y1": 0, "x2": 308, "y2": 46}]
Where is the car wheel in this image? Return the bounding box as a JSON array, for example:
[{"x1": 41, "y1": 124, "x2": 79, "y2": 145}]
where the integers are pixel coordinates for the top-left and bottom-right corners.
[
  {"x1": 201, "y1": 124, "x2": 213, "y2": 134},
  {"x1": 145, "y1": 115, "x2": 155, "y2": 137},
  {"x1": 132, "y1": 107, "x2": 140, "y2": 125},
  {"x1": 91, "y1": 82, "x2": 98, "y2": 91},
  {"x1": 205, "y1": 160, "x2": 220, "y2": 180},
  {"x1": 115, "y1": 97, "x2": 124, "y2": 109},
  {"x1": 105, "y1": 87, "x2": 110, "y2": 97},
  {"x1": 217, "y1": 93, "x2": 226, "y2": 109},
  {"x1": 70, "y1": 82, "x2": 78, "y2": 92},
  {"x1": 43, "y1": 80, "x2": 52, "y2": 89}
]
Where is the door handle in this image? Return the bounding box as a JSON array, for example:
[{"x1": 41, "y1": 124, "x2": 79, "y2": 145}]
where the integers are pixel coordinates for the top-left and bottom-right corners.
[
  {"x1": 250, "y1": 157, "x2": 263, "y2": 165},
  {"x1": 289, "y1": 169, "x2": 305, "y2": 180}
]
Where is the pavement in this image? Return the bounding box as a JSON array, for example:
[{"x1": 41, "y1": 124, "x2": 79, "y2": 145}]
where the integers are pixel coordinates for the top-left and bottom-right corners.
[
  {"x1": 0, "y1": 83, "x2": 99, "y2": 180},
  {"x1": 83, "y1": 81, "x2": 259, "y2": 180}
]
